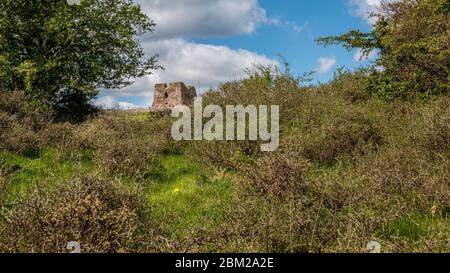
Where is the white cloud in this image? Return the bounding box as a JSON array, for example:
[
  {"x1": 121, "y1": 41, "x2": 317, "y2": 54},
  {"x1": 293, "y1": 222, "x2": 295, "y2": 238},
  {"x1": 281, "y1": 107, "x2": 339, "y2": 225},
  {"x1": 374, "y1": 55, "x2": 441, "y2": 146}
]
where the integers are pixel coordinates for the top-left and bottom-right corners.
[
  {"x1": 349, "y1": 0, "x2": 401, "y2": 24},
  {"x1": 95, "y1": 95, "x2": 115, "y2": 108},
  {"x1": 144, "y1": 39, "x2": 277, "y2": 87},
  {"x1": 96, "y1": 0, "x2": 281, "y2": 109},
  {"x1": 136, "y1": 0, "x2": 275, "y2": 39},
  {"x1": 349, "y1": 0, "x2": 382, "y2": 24},
  {"x1": 316, "y1": 57, "x2": 337, "y2": 74},
  {"x1": 94, "y1": 96, "x2": 140, "y2": 110},
  {"x1": 97, "y1": 0, "x2": 298, "y2": 109},
  {"x1": 353, "y1": 48, "x2": 378, "y2": 61},
  {"x1": 102, "y1": 38, "x2": 278, "y2": 108}
]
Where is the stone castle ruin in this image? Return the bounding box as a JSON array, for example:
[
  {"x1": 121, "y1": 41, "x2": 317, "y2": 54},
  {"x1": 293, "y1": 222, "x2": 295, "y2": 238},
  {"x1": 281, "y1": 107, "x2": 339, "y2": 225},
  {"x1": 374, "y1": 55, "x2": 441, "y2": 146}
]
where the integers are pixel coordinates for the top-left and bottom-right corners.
[{"x1": 151, "y1": 82, "x2": 197, "y2": 111}]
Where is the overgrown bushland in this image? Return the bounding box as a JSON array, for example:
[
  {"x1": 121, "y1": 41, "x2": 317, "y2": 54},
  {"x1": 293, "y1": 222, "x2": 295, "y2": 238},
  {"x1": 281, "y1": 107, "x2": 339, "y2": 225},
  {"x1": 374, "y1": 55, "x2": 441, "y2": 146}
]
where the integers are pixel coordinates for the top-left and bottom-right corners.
[
  {"x1": 0, "y1": 91, "x2": 174, "y2": 252},
  {"x1": 0, "y1": 66, "x2": 448, "y2": 253},
  {"x1": 75, "y1": 112, "x2": 172, "y2": 178},
  {"x1": 0, "y1": 174, "x2": 156, "y2": 253},
  {"x1": 242, "y1": 152, "x2": 309, "y2": 199},
  {"x1": 0, "y1": 91, "x2": 51, "y2": 154},
  {"x1": 188, "y1": 66, "x2": 449, "y2": 253},
  {"x1": 0, "y1": 91, "x2": 172, "y2": 178}
]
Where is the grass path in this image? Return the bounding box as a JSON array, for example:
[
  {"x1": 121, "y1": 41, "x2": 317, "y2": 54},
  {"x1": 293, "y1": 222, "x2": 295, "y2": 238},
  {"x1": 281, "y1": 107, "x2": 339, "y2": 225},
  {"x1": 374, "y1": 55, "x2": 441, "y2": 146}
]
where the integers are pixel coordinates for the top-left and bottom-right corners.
[
  {"x1": 0, "y1": 149, "x2": 93, "y2": 204},
  {"x1": 0, "y1": 149, "x2": 237, "y2": 250},
  {"x1": 146, "y1": 155, "x2": 236, "y2": 241}
]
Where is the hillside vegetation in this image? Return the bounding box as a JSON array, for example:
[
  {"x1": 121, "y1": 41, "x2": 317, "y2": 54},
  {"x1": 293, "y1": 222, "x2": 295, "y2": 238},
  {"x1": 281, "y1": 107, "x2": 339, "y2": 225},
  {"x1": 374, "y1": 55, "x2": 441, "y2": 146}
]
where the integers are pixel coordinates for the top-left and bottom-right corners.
[
  {"x1": 0, "y1": 0, "x2": 449, "y2": 253},
  {"x1": 0, "y1": 67, "x2": 448, "y2": 252}
]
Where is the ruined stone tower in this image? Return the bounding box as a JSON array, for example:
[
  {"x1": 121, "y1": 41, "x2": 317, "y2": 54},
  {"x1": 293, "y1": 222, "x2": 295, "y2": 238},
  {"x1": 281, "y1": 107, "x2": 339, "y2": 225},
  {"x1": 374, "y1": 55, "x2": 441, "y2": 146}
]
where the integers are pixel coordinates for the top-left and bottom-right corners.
[{"x1": 151, "y1": 82, "x2": 197, "y2": 111}]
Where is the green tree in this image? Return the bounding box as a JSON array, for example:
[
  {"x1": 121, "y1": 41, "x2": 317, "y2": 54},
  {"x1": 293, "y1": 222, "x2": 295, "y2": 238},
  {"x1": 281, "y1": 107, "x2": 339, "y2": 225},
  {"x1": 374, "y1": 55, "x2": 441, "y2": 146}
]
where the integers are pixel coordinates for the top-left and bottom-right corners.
[
  {"x1": 0, "y1": 0, "x2": 160, "y2": 120},
  {"x1": 317, "y1": 0, "x2": 449, "y2": 100}
]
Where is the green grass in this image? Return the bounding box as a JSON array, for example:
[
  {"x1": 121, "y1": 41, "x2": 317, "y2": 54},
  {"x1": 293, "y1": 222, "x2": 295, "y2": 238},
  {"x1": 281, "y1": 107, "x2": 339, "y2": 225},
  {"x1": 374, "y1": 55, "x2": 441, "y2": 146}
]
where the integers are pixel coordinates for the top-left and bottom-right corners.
[
  {"x1": 379, "y1": 214, "x2": 450, "y2": 241},
  {"x1": 0, "y1": 148, "x2": 93, "y2": 203},
  {"x1": 146, "y1": 154, "x2": 236, "y2": 239},
  {"x1": 1, "y1": 148, "x2": 237, "y2": 249},
  {"x1": 124, "y1": 111, "x2": 149, "y2": 122}
]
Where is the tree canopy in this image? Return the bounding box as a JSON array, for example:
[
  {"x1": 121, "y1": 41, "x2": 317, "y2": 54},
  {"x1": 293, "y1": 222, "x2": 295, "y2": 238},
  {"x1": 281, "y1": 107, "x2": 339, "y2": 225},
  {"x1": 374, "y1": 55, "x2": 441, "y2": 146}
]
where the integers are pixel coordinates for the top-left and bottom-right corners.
[
  {"x1": 317, "y1": 0, "x2": 449, "y2": 99},
  {"x1": 0, "y1": 0, "x2": 160, "y2": 120}
]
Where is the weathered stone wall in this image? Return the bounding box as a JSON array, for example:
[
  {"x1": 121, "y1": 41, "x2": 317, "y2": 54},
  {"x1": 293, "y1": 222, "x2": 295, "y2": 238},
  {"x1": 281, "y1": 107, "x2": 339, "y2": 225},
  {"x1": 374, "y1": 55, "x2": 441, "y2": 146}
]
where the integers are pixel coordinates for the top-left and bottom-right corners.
[{"x1": 151, "y1": 82, "x2": 197, "y2": 111}]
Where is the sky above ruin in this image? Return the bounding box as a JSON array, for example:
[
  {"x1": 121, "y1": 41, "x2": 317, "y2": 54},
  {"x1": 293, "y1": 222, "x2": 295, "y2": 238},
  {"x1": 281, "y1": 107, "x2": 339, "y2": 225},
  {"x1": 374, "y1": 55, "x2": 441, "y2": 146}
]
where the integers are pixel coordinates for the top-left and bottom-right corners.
[{"x1": 96, "y1": 0, "x2": 383, "y2": 109}]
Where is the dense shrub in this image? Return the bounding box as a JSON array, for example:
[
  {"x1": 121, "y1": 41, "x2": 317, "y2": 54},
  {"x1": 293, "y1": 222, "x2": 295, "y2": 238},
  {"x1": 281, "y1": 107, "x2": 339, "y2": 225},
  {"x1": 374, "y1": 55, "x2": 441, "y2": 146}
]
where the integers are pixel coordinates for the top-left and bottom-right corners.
[
  {"x1": 300, "y1": 113, "x2": 382, "y2": 162},
  {"x1": 0, "y1": 60, "x2": 448, "y2": 253},
  {"x1": 187, "y1": 65, "x2": 449, "y2": 253},
  {"x1": 418, "y1": 98, "x2": 450, "y2": 154},
  {"x1": 190, "y1": 65, "x2": 307, "y2": 168},
  {"x1": 83, "y1": 113, "x2": 171, "y2": 178},
  {"x1": 318, "y1": 0, "x2": 450, "y2": 99},
  {"x1": 357, "y1": 146, "x2": 449, "y2": 207},
  {"x1": 0, "y1": 175, "x2": 151, "y2": 253},
  {"x1": 0, "y1": 91, "x2": 50, "y2": 154},
  {"x1": 0, "y1": 89, "x2": 173, "y2": 180},
  {"x1": 327, "y1": 68, "x2": 371, "y2": 102},
  {"x1": 242, "y1": 152, "x2": 309, "y2": 199}
]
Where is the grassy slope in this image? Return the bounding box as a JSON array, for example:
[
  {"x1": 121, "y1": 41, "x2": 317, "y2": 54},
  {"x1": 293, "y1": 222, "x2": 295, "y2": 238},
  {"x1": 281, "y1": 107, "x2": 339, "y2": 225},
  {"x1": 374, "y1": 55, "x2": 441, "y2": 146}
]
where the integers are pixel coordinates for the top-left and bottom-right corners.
[
  {"x1": 146, "y1": 155, "x2": 235, "y2": 247},
  {"x1": 0, "y1": 148, "x2": 93, "y2": 204},
  {"x1": 1, "y1": 96, "x2": 448, "y2": 252},
  {"x1": 2, "y1": 144, "x2": 446, "y2": 253},
  {"x1": 0, "y1": 146, "x2": 240, "y2": 251}
]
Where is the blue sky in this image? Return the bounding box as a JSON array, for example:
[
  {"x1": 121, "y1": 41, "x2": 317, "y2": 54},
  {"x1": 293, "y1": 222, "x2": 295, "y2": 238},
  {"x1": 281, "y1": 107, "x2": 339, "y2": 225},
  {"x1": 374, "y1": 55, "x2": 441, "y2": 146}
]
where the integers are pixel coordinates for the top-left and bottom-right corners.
[
  {"x1": 97, "y1": 0, "x2": 381, "y2": 109},
  {"x1": 200, "y1": 0, "x2": 376, "y2": 82}
]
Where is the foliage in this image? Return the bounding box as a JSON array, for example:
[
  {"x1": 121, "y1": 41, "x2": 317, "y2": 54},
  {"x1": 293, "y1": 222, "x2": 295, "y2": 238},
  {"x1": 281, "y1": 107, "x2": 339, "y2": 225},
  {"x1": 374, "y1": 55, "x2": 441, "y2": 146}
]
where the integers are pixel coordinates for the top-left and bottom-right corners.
[
  {"x1": 0, "y1": 174, "x2": 152, "y2": 253},
  {"x1": 317, "y1": 0, "x2": 450, "y2": 99},
  {"x1": 189, "y1": 67, "x2": 449, "y2": 252},
  {"x1": 0, "y1": 0, "x2": 160, "y2": 121},
  {"x1": 0, "y1": 66, "x2": 449, "y2": 253},
  {"x1": 0, "y1": 91, "x2": 50, "y2": 154},
  {"x1": 83, "y1": 112, "x2": 172, "y2": 178}
]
